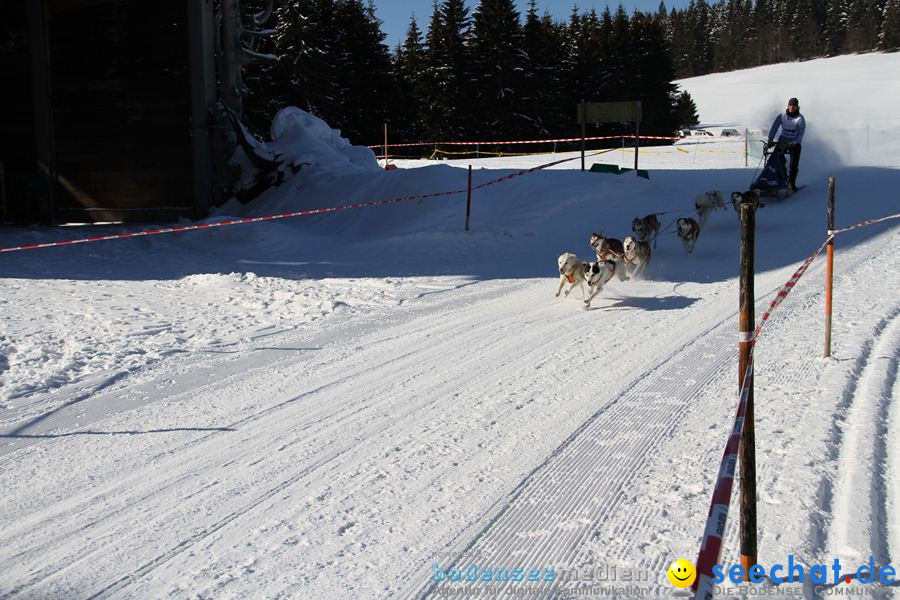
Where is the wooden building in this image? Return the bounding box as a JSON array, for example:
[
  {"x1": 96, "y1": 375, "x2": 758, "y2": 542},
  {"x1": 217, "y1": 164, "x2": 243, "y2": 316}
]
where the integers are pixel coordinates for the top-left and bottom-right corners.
[{"x1": 0, "y1": 0, "x2": 216, "y2": 224}]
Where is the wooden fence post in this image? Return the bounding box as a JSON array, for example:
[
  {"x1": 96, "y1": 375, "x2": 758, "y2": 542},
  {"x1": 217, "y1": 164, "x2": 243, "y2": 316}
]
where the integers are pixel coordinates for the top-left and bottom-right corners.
[
  {"x1": 738, "y1": 196, "x2": 758, "y2": 577},
  {"x1": 825, "y1": 177, "x2": 836, "y2": 357},
  {"x1": 465, "y1": 165, "x2": 472, "y2": 231},
  {"x1": 383, "y1": 122, "x2": 388, "y2": 169}
]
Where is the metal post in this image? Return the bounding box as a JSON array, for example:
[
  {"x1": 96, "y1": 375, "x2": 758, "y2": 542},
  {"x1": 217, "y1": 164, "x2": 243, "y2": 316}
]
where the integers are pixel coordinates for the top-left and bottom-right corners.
[
  {"x1": 383, "y1": 122, "x2": 388, "y2": 169},
  {"x1": 738, "y1": 197, "x2": 758, "y2": 577},
  {"x1": 634, "y1": 120, "x2": 640, "y2": 173},
  {"x1": 744, "y1": 129, "x2": 749, "y2": 167},
  {"x1": 825, "y1": 177, "x2": 836, "y2": 358},
  {"x1": 580, "y1": 100, "x2": 586, "y2": 172},
  {"x1": 465, "y1": 165, "x2": 472, "y2": 231}
]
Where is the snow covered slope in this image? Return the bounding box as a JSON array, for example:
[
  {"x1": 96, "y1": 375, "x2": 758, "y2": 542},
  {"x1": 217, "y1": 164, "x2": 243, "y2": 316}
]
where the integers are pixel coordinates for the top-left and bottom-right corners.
[{"x1": 1, "y1": 52, "x2": 899, "y2": 599}]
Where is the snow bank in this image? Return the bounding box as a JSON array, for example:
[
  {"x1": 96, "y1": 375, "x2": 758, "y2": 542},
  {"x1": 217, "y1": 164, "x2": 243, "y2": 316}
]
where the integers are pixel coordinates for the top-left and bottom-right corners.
[{"x1": 268, "y1": 107, "x2": 380, "y2": 175}]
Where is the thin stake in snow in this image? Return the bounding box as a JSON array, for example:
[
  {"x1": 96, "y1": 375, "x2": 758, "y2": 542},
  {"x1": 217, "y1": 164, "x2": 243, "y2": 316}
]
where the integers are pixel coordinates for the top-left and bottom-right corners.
[
  {"x1": 825, "y1": 177, "x2": 836, "y2": 358},
  {"x1": 383, "y1": 122, "x2": 389, "y2": 170}
]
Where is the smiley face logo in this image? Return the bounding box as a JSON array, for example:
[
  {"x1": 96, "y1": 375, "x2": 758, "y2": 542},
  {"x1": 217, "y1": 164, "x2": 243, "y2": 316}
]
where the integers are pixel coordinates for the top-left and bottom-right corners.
[{"x1": 667, "y1": 558, "x2": 696, "y2": 588}]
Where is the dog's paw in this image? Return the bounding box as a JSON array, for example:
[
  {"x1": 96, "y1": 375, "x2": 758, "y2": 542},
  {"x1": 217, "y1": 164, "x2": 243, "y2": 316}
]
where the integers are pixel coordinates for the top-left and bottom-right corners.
[
  {"x1": 555, "y1": 292, "x2": 560, "y2": 297},
  {"x1": 564, "y1": 290, "x2": 570, "y2": 297},
  {"x1": 624, "y1": 276, "x2": 631, "y2": 281}
]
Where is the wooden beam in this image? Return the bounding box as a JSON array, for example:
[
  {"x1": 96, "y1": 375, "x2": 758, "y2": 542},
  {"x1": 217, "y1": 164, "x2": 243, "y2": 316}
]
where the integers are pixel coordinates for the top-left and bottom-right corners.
[
  {"x1": 27, "y1": 0, "x2": 55, "y2": 223},
  {"x1": 188, "y1": 0, "x2": 216, "y2": 219}
]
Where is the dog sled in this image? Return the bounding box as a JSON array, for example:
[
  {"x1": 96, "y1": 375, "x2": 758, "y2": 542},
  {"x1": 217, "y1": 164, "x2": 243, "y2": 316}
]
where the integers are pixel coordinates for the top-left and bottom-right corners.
[{"x1": 749, "y1": 142, "x2": 803, "y2": 199}]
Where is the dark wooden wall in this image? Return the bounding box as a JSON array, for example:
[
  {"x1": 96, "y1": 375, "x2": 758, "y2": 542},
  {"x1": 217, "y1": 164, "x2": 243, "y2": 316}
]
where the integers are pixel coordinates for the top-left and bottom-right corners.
[
  {"x1": 0, "y1": 2, "x2": 42, "y2": 223},
  {"x1": 1, "y1": 0, "x2": 213, "y2": 224},
  {"x1": 47, "y1": 0, "x2": 195, "y2": 222}
]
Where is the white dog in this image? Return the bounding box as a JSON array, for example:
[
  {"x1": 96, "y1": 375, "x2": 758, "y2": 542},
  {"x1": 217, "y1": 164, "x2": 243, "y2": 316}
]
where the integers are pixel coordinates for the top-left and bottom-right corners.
[
  {"x1": 556, "y1": 252, "x2": 587, "y2": 298},
  {"x1": 556, "y1": 253, "x2": 620, "y2": 307},
  {"x1": 694, "y1": 190, "x2": 725, "y2": 229},
  {"x1": 676, "y1": 217, "x2": 701, "y2": 253},
  {"x1": 622, "y1": 236, "x2": 652, "y2": 278}
]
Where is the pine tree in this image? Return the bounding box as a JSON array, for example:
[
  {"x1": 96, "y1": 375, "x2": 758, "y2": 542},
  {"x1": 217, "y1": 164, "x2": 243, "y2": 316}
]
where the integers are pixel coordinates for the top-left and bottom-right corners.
[
  {"x1": 878, "y1": 0, "x2": 900, "y2": 49},
  {"x1": 668, "y1": 8, "x2": 693, "y2": 77},
  {"x1": 421, "y1": 0, "x2": 472, "y2": 138},
  {"x1": 628, "y1": 14, "x2": 680, "y2": 136},
  {"x1": 674, "y1": 90, "x2": 700, "y2": 128},
  {"x1": 823, "y1": 0, "x2": 849, "y2": 55},
  {"x1": 469, "y1": 0, "x2": 527, "y2": 138},
  {"x1": 272, "y1": 0, "x2": 337, "y2": 121},
  {"x1": 326, "y1": 0, "x2": 394, "y2": 142},
  {"x1": 751, "y1": 0, "x2": 776, "y2": 64},
  {"x1": 392, "y1": 16, "x2": 427, "y2": 141},
  {"x1": 521, "y1": 2, "x2": 568, "y2": 135},
  {"x1": 690, "y1": 0, "x2": 714, "y2": 76},
  {"x1": 846, "y1": 0, "x2": 881, "y2": 51},
  {"x1": 603, "y1": 5, "x2": 634, "y2": 95}
]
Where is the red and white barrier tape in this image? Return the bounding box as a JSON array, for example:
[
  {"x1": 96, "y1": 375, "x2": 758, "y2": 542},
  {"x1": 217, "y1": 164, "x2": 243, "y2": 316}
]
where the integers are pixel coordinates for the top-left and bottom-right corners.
[
  {"x1": 690, "y1": 240, "x2": 829, "y2": 598},
  {"x1": 0, "y1": 150, "x2": 613, "y2": 254},
  {"x1": 690, "y1": 210, "x2": 900, "y2": 599},
  {"x1": 692, "y1": 357, "x2": 754, "y2": 600},
  {"x1": 754, "y1": 238, "x2": 830, "y2": 339},
  {"x1": 830, "y1": 211, "x2": 900, "y2": 235},
  {"x1": 368, "y1": 134, "x2": 679, "y2": 149}
]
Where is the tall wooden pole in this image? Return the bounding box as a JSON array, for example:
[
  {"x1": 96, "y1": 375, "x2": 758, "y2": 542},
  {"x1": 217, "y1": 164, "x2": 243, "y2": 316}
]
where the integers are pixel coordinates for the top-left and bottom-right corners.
[
  {"x1": 738, "y1": 196, "x2": 758, "y2": 577},
  {"x1": 825, "y1": 177, "x2": 836, "y2": 357},
  {"x1": 465, "y1": 165, "x2": 472, "y2": 231},
  {"x1": 634, "y1": 119, "x2": 640, "y2": 173},
  {"x1": 580, "y1": 100, "x2": 586, "y2": 172},
  {"x1": 383, "y1": 122, "x2": 388, "y2": 169}
]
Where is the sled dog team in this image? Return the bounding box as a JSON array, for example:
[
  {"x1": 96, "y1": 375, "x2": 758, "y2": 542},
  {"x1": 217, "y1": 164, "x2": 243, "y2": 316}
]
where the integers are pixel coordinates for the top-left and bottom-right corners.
[{"x1": 557, "y1": 190, "x2": 742, "y2": 308}]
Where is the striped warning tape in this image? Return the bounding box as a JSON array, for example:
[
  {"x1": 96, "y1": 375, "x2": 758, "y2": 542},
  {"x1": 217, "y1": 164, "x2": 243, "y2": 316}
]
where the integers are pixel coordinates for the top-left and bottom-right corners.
[
  {"x1": 831, "y1": 211, "x2": 900, "y2": 235},
  {"x1": 0, "y1": 150, "x2": 613, "y2": 254},
  {"x1": 368, "y1": 134, "x2": 679, "y2": 149},
  {"x1": 691, "y1": 210, "x2": 900, "y2": 599},
  {"x1": 754, "y1": 238, "x2": 830, "y2": 339},
  {"x1": 692, "y1": 356, "x2": 753, "y2": 600}
]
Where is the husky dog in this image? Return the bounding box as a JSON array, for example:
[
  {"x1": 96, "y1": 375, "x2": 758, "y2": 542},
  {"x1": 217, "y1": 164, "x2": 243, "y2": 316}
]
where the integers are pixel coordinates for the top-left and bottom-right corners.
[
  {"x1": 582, "y1": 260, "x2": 619, "y2": 307},
  {"x1": 694, "y1": 190, "x2": 725, "y2": 229},
  {"x1": 730, "y1": 190, "x2": 763, "y2": 214},
  {"x1": 676, "y1": 217, "x2": 702, "y2": 253},
  {"x1": 622, "y1": 236, "x2": 652, "y2": 278},
  {"x1": 556, "y1": 252, "x2": 586, "y2": 298},
  {"x1": 589, "y1": 232, "x2": 624, "y2": 262},
  {"x1": 631, "y1": 214, "x2": 661, "y2": 248}
]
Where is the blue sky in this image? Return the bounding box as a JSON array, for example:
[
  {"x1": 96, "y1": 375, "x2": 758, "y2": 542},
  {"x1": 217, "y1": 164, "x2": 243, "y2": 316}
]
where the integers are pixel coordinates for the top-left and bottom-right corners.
[{"x1": 373, "y1": 0, "x2": 695, "y2": 49}]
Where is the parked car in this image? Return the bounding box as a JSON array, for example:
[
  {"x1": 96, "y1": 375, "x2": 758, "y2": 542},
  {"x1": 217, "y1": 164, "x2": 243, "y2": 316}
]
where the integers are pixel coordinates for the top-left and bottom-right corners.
[
  {"x1": 721, "y1": 128, "x2": 741, "y2": 137},
  {"x1": 677, "y1": 128, "x2": 714, "y2": 137}
]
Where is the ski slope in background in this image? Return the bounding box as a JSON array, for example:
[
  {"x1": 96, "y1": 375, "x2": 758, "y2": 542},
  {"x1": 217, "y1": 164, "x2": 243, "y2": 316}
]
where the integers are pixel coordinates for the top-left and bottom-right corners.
[{"x1": 1, "y1": 53, "x2": 899, "y2": 599}]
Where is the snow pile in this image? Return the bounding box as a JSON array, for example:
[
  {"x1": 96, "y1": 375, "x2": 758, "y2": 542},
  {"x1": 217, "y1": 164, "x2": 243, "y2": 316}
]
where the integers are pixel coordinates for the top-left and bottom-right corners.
[
  {"x1": 231, "y1": 106, "x2": 379, "y2": 192},
  {"x1": 269, "y1": 107, "x2": 380, "y2": 175}
]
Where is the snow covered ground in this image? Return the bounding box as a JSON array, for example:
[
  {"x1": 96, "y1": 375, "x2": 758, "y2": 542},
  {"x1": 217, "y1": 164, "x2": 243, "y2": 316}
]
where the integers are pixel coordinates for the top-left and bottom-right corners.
[{"x1": 1, "y1": 53, "x2": 899, "y2": 599}]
